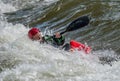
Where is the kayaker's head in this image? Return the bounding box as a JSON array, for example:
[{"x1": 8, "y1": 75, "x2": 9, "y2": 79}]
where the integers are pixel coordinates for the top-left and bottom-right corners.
[
  {"x1": 54, "y1": 32, "x2": 61, "y2": 38},
  {"x1": 28, "y1": 27, "x2": 42, "y2": 40}
]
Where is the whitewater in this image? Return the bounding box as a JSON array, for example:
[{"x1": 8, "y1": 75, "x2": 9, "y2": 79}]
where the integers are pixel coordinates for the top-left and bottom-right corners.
[{"x1": 0, "y1": 0, "x2": 120, "y2": 81}]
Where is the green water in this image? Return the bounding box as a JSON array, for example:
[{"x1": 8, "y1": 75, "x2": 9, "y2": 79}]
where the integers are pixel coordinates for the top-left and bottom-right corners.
[
  {"x1": 0, "y1": 0, "x2": 120, "y2": 81},
  {"x1": 4, "y1": 0, "x2": 120, "y2": 54}
]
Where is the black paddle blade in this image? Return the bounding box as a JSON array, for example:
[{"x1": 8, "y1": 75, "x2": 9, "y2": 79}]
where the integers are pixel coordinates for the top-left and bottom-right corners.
[{"x1": 66, "y1": 15, "x2": 90, "y2": 32}]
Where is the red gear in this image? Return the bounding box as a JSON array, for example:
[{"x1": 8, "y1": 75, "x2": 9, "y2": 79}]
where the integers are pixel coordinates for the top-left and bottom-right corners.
[
  {"x1": 70, "y1": 40, "x2": 91, "y2": 54},
  {"x1": 28, "y1": 28, "x2": 40, "y2": 39}
]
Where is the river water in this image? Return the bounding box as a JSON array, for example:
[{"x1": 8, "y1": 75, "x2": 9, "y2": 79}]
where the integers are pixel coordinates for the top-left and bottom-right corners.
[{"x1": 0, "y1": 0, "x2": 120, "y2": 81}]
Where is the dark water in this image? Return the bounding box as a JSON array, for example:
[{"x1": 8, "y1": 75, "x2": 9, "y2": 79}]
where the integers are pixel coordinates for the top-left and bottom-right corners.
[
  {"x1": 0, "y1": 0, "x2": 120, "y2": 81},
  {"x1": 4, "y1": 0, "x2": 120, "y2": 54}
]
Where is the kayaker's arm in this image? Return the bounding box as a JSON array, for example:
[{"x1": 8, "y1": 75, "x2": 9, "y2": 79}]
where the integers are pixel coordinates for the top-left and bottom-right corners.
[{"x1": 43, "y1": 35, "x2": 53, "y2": 44}]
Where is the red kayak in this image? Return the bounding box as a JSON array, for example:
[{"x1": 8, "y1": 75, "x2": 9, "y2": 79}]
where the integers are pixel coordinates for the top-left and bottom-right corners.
[{"x1": 70, "y1": 40, "x2": 91, "y2": 54}]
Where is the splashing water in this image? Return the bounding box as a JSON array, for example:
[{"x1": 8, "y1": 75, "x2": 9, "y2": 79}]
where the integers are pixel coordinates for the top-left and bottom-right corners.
[{"x1": 0, "y1": 0, "x2": 120, "y2": 81}]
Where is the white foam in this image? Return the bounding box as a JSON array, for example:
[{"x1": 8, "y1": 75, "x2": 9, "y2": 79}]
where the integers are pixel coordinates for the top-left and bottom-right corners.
[
  {"x1": 0, "y1": 0, "x2": 16, "y2": 13},
  {"x1": 1, "y1": 0, "x2": 59, "y2": 10},
  {"x1": 0, "y1": 0, "x2": 120, "y2": 81}
]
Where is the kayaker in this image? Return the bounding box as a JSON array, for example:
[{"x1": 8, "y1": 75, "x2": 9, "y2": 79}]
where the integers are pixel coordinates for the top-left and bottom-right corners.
[
  {"x1": 28, "y1": 27, "x2": 91, "y2": 53},
  {"x1": 28, "y1": 27, "x2": 70, "y2": 51}
]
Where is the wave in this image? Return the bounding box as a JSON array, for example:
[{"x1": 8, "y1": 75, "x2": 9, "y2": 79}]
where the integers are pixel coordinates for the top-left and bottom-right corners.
[{"x1": 0, "y1": 0, "x2": 120, "y2": 81}]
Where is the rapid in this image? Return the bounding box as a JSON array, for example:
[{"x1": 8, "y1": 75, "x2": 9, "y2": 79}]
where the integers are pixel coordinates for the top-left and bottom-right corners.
[{"x1": 0, "y1": 0, "x2": 120, "y2": 81}]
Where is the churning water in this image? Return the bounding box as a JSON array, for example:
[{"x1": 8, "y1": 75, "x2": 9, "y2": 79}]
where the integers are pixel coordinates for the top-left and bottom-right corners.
[{"x1": 0, "y1": 0, "x2": 120, "y2": 81}]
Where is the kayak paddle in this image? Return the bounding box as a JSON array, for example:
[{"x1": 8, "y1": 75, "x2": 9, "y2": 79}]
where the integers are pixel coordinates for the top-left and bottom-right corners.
[{"x1": 60, "y1": 15, "x2": 90, "y2": 35}]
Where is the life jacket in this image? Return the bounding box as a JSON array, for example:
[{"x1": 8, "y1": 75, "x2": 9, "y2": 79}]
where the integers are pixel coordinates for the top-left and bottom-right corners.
[
  {"x1": 43, "y1": 35, "x2": 53, "y2": 44},
  {"x1": 52, "y1": 36, "x2": 65, "y2": 46},
  {"x1": 70, "y1": 40, "x2": 91, "y2": 54}
]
